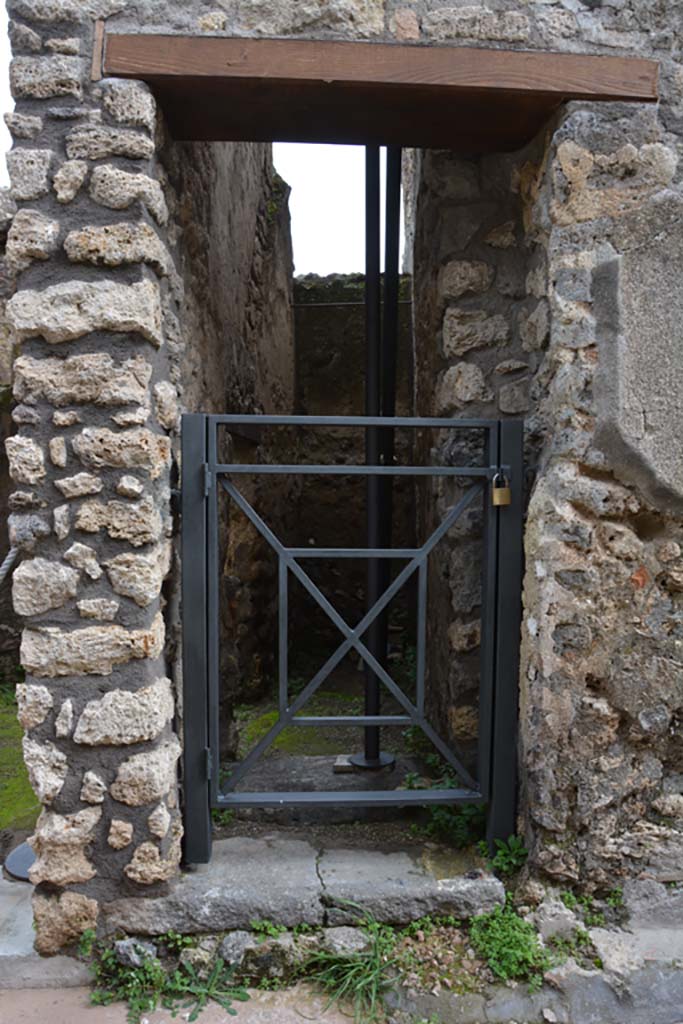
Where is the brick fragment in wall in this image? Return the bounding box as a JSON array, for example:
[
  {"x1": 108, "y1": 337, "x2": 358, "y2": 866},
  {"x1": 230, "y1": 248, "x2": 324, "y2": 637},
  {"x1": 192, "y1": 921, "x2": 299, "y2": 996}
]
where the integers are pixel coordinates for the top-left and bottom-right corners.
[
  {"x1": 14, "y1": 353, "x2": 153, "y2": 408},
  {"x1": 66, "y1": 125, "x2": 154, "y2": 161},
  {"x1": 48, "y1": 439, "x2": 67, "y2": 471},
  {"x1": 6, "y1": 279, "x2": 163, "y2": 346},
  {"x1": 109, "y1": 819, "x2": 134, "y2": 849},
  {"x1": 391, "y1": 7, "x2": 420, "y2": 40},
  {"x1": 53, "y1": 159, "x2": 88, "y2": 203},
  {"x1": 75, "y1": 496, "x2": 163, "y2": 546},
  {"x1": 442, "y1": 307, "x2": 509, "y2": 358},
  {"x1": 53, "y1": 504, "x2": 70, "y2": 540},
  {"x1": 22, "y1": 736, "x2": 67, "y2": 804},
  {"x1": 32, "y1": 890, "x2": 99, "y2": 957},
  {"x1": 54, "y1": 698, "x2": 74, "y2": 738},
  {"x1": 80, "y1": 770, "x2": 107, "y2": 804},
  {"x1": 436, "y1": 363, "x2": 492, "y2": 413},
  {"x1": 5, "y1": 436, "x2": 45, "y2": 484},
  {"x1": 110, "y1": 737, "x2": 181, "y2": 807},
  {"x1": 64, "y1": 222, "x2": 171, "y2": 275},
  {"x1": 90, "y1": 165, "x2": 168, "y2": 225},
  {"x1": 72, "y1": 427, "x2": 171, "y2": 479},
  {"x1": 101, "y1": 79, "x2": 156, "y2": 134},
  {"x1": 6, "y1": 209, "x2": 60, "y2": 271},
  {"x1": 10, "y1": 55, "x2": 84, "y2": 99},
  {"x1": 15, "y1": 683, "x2": 53, "y2": 729},
  {"x1": 64, "y1": 542, "x2": 101, "y2": 580},
  {"x1": 78, "y1": 598, "x2": 119, "y2": 621},
  {"x1": 12, "y1": 557, "x2": 79, "y2": 616},
  {"x1": 54, "y1": 472, "x2": 104, "y2": 498},
  {"x1": 439, "y1": 259, "x2": 493, "y2": 300},
  {"x1": 105, "y1": 543, "x2": 171, "y2": 607},
  {"x1": 20, "y1": 611, "x2": 165, "y2": 677},
  {"x1": 28, "y1": 806, "x2": 101, "y2": 886},
  {"x1": 73, "y1": 678, "x2": 174, "y2": 746}
]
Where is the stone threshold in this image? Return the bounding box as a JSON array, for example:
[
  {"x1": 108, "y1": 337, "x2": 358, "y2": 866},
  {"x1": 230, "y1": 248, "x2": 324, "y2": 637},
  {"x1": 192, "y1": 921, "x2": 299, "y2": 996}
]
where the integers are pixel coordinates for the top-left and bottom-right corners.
[{"x1": 101, "y1": 835, "x2": 506, "y2": 934}]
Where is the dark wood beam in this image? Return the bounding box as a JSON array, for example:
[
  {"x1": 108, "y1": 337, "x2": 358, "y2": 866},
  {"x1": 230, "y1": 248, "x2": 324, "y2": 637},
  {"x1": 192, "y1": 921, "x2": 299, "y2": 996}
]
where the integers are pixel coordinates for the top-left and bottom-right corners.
[{"x1": 102, "y1": 34, "x2": 658, "y2": 152}]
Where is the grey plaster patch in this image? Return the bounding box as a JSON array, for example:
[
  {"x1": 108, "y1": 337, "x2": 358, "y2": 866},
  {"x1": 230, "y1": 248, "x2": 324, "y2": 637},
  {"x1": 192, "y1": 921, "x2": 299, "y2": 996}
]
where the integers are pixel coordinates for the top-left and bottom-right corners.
[{"x1": 0, "y1": 878, "x2": 34, "y2": 958}]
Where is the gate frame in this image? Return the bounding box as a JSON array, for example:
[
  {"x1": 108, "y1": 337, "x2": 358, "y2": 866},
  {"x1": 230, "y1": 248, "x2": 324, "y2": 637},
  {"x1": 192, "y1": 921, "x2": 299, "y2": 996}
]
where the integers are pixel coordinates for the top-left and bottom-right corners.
[{"x1": 181, "y1": 414, "x2": 523, "y2": 864}]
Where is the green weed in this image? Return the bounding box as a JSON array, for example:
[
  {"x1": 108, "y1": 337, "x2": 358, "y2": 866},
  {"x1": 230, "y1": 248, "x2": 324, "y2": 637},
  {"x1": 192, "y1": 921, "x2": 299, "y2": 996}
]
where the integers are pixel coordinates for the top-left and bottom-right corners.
[
  {"x1": 488, "y1": 835, "x2": 529, "y2": 876},
  {"x1": 470, "y1": 900, "x2": 552, "y2": 992},
  {"x1": 249, "y1": 919, "x2": 287, "y2": 942}
]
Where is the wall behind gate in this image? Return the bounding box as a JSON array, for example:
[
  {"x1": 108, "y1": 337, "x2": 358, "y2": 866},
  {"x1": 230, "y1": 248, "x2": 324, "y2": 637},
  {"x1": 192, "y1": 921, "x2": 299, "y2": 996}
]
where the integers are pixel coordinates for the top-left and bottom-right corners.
[{"x1": 2, "y1": 0, "x2": 683, "y2": 953}]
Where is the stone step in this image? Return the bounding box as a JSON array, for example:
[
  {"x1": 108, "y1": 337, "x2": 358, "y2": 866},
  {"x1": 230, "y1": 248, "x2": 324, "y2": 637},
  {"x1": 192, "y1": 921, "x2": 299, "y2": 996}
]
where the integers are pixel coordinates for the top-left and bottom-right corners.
[{"x1": 101, "y1": 835, "x2": 505, "y2": 935}]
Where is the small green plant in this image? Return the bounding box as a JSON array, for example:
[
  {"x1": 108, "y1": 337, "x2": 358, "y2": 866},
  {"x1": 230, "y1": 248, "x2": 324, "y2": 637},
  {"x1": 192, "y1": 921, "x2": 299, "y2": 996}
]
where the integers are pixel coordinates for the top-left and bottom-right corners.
[
  {"x1": 211, "y1": 808, "x2": 235, "y2": 827},
  {"x1": 488, "y1": 835, "x2": 529, "y2": 876},
  {"x1": 305, "y1": 904, "x2": 398, "y2": 1023},
  {"x1": 560, "y1": 890, "x2": 578, "y2": 910},
  {"x1": 606, "y1": 886, "x2": 624, "y2": 909},
  {"x1": 162, "y1": 930, "x2": 196, "y2": 955},
  {"x1": 79, "y1": 928, "x2": 96, "y2": 958},
  {"x1": 249, "y1": 918, "x2": 287, "y2": 941},
  {"x1": 83, "y1": 935, "x2": 249, "y2": 1024},
  {"x1": 293, "y1": 922, "x2": 315, "y2": 936},
  {"x1": 578, "y1": 895, "x2": 605, "y2": 928},
  {"x1": 470, "y1": 900, "x2": 552, "y2": 992},
  {"x1": 425, "y1": 799, "x2": 486, "y2": 847}
]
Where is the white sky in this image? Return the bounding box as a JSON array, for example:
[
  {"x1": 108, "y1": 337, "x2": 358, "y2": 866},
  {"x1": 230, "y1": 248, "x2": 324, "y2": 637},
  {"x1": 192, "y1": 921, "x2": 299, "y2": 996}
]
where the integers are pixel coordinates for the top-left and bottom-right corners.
[{"x1": 0, "y1": 4, "x2": 404, "y2": 274}]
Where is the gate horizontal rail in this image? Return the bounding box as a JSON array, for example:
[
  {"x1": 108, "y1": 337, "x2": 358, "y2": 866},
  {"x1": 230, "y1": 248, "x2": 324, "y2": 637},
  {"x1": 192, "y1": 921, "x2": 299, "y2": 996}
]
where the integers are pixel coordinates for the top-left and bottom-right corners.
[{"x1": 181, "y1": 414, "x2": 524, "y2": 863}]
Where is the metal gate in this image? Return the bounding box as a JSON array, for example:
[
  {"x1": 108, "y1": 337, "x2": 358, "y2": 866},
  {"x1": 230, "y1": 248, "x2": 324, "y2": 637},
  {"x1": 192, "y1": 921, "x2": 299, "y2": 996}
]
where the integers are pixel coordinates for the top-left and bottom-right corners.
[{"x1": 181, "y1": 413, "x2": 524, "y2": 864}]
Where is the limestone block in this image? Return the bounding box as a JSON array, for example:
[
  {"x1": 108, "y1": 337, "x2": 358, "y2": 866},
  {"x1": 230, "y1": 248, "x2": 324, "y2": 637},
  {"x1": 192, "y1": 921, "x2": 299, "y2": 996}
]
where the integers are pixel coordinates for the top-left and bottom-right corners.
[
  {"x1": 5, "y1": 436, "x2": 45, "y2": 484},
  {"x1": 533, "y1": 898, "x2": 579, "y2": 941},
  {"x1": 423, "y1": 7, "x2": 529, "y2": 42},
  {"x1": 520, "y1": 301, "x2": 549, "y2": 352},
  {"x1": 64, "y1": 222, "x2": 170, "y2": 276},
  {"x1": 499, "y1": 377, "x2": 530, "y2": 414},
  {"x1": 80, "y1": 770, "x2": 107, "y2": 804},
  {"x1": 116, "y1": 475, "x2": 144, "y2": 498},
  {"x1": 436, "y1": 363, "x2": 492, "y2": 413},
  {"x1": 15, "y1": 683, "x2": 53, "y2": 729},
  {"x1": 28, "y1": 806, "x2": 101, "y2": 885},
  {"x1": 6, "y1": 149, "x2": 53, "y2": 200},
  {"x1": 106, "y1": 543, "x2": 171, "y2": 606},
  {"x1": 22, "y1": 736, "x2": 67, "y2": 803},
  {"x1": 153, "y1": 381, "x2": 179, "y2": 430},
  {"x1": 73, "y1": 677, "x2": 174, "y2": 746},
  {"x1": 112, "y1": 406, "x2": 150, "y2": 427},
  {"x1": 54, "y1": 472, "x2": 104, "y2": 498},
  {"x1": 448, "y1": 620, "x2": 480, "y2": 653},
  {"x1": 72, "y1": 427, "x2": 171, "y2": 480},
  {"x1": 90, "y1": 164, "x2": 168, "y2": 225},
  {"x1": 110, "y1": 737, "x2": 181, "y2": 806},
  {"x1": 14, "y1": 353, "x2": 153, "y2": 407},
  {"x1": 54, "y1": 698, "x2": 74, "y2": 738},
  {"x1": 9, "y1": 22, "x2": 41, "y2": 53},
  {"x1": 10, "y1": 0, "x2": 125, "y2": 19},
  {"x1": 439, "y1": 259, "x2": 493, "y2": 300},
  {"x1": 53, "y1": 410, "x2": 81, "y2": 426},
  {"x1": 102, "y1": 79, "x2": 156, "y2": 134},
  {"x1": 442, "y1": 307, "x2": 509, "y2": 358},
  {"x1": 236, "y1": 0, "x2": 384, "y2": 37},
  {"x1": 46, "y1": 36, "x2": 81, "y2": 54},
  {"x1": 124, "y1": 834, "x2": 182, "y2": 884},
  {"x1": 12, "y1": 557, "x2": 79, "y2": 615},
  {"x1": 53, "y1": 159, "x2": 88, "y2": 203},
  {"x1": 496, "y1": 359, "x2": 529, "y2": 375},
  {"x1": 20, "y1": 612, "x2": 165, "y2": 677},
  {"x1": 78, "y1": 598, "x2": 119, "y2": 620},
  {"x1": 148, "y1": 802, "x2": 171, "y2": 839},
  {"x1": 63, "y1": 541, "x2": 102, "y2": 580},
  {"x1": 6, "y1": 279, "x2": 163, "y2": 346},
  {"x1": 66, "y1": 125, "x2": 154, "y2": 161},
  {"x1": 53, "y1": 504, "x2": 70, "y2": 541},
  {"x1": 485, "y1": 221, "x2": 516, "y2": 249},
  {"x1": 49, "y1": 436, "x2": 67, "y2": 468},
  {"x1": 9, "y1": 512, "x2": 51, "y2": 552},
  {"x1": 198, "y1": 12, "x2": 226, "y2": 31},
  {"x1": 4, "y1": 112, "x2": 42, "y2": 139},
  {"x1": 6, "y1": 209, "x2": 60, "y2": 271},
  {"x1": 109, "y1": 819, "x2": 134, "y2": 849},
  {"x1": 32, "y1": 890, "x2": 99, "y2": 956},
  {"x1": 11, "y1": 406, "x2": 41, "y2": 426},
  {"x1": 75, "y1": 496, "x2": 163, "y2": 546},
  {"x1": 10, "y1": 55, "x2": 83, "y2": 100}
]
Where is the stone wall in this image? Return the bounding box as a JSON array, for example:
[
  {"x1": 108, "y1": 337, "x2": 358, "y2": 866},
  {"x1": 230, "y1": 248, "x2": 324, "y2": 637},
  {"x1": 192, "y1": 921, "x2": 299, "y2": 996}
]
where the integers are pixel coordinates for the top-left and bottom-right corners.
[
  {"x1": 0, "y1": 188, "x2": 19, "y2": 672},
  {"x1": 4, "y1": 0, "x2": 683, "y2": 954}
]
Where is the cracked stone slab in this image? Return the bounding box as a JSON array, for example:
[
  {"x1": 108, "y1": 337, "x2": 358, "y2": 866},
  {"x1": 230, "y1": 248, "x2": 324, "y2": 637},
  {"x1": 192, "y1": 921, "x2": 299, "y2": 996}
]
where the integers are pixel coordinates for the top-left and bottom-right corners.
[
  {"x1": 319, "y1": 847, "x2": 505, "y2": 924},
  {"x1": 101, "y1": 837, "x2": 325, "y2": 935}
]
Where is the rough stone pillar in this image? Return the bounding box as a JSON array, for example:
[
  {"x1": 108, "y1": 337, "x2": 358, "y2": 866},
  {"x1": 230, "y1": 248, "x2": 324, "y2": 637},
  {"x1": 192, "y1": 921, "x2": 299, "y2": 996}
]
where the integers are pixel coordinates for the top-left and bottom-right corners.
[{"x1": 4, "y1": 3, "x2": 182, "y2": 954}]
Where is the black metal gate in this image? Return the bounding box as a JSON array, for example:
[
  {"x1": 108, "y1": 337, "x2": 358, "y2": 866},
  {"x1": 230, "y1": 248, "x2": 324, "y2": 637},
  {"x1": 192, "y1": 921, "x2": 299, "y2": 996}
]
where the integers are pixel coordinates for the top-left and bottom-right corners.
[{"x1": 181, "y1": 413, "x2": 524, "y2": 864}]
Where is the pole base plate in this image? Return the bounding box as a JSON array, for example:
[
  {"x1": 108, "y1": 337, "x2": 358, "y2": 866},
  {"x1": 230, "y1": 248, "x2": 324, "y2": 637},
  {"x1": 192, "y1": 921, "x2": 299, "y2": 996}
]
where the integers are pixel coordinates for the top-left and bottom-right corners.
[
  {"x1": 4, "y1": 841, "x2": 35, "y2": 883},
  {"x1": 348, "y1": 751, "x2": 396, "y2": 770}
]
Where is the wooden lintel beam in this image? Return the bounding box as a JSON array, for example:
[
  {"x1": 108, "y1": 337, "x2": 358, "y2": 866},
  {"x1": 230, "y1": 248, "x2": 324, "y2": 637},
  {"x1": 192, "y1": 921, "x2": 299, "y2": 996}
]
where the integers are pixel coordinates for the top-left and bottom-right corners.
[{"x1": 102, "y1": 34, "x2": 658, "y2": 103}]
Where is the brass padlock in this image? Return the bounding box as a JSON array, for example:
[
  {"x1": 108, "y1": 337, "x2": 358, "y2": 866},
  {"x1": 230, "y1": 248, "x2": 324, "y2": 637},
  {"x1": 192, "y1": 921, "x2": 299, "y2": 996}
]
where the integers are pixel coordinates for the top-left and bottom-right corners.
[{"x1": 492, "y1": 472, "x2": 511, "y2": 507}]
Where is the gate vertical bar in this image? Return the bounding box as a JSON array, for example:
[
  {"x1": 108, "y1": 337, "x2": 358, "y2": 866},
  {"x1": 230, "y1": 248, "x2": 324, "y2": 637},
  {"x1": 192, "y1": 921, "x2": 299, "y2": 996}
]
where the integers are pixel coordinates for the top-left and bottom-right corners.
[
  {"x1": 181, "y1": 413, "x2": 212, "y2": 864},
  {"x1": 206, "y1": 417, "x2": 221, "y2": 807},
  {"x1": 478, "y1": 423, "x2": 499, "y2": 799},
  {"x1": 487, "y1": 419, "x2": 524, "y2": 846}
]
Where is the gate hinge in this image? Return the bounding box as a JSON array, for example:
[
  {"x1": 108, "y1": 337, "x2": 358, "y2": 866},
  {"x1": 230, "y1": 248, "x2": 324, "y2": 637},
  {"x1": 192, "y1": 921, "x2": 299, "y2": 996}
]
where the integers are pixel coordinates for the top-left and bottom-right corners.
[
  {"x1": 203, "y1": 464, "x2": 213, "y2": 497},
  {"x1": 204, "y1": 747, "x2": 213, "y2": 782}
]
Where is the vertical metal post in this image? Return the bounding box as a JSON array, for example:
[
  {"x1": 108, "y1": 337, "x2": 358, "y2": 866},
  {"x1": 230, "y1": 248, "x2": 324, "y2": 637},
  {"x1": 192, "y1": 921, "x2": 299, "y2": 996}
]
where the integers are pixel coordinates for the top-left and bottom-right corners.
[
  {"x1": 478, "y1": 423, "x2": 499, "y2": 799},
  {"x1": 181, "y1": 414, "x2": 212, "y2": 864},
  {"x1": 487, "y1": 419, "x2": 524, "y2": 847}
]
